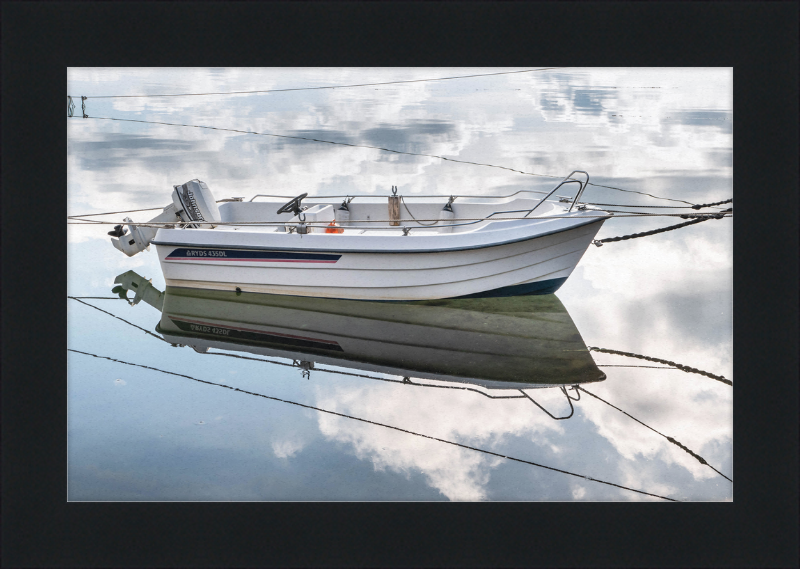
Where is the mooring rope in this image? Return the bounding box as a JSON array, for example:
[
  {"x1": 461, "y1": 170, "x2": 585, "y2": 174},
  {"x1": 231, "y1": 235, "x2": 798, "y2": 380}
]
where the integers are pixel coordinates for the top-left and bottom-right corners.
[
  {"x1": 67, "y1": 348, "x2": 680, "y2": 501},
  {"x1": 598, "y1": 365, "x2": 678, "y2": 369},
  {"x1": 71, "y1": 114, "x2": 705, "y2": 207},
  {"x1": 577, "y1": 386, "x2": 732, "y2": 482},
  {"x1": 589, "y1": 347, "x2": 731, "y2": 386},
  {"x1": 72, "y1": 68, "x2": 566, "y2": 99},
  {"x1": 582, "y1": 183, "x2": 695, "y2": 205},
  {"x1": 399, "y1": 195, "x2": 440, "y2": 226},
  {"x1": 69, "y1": 206, "x2": 167, "y2": 218},
  {"x1": 592, "y1": 211, "x2": 731, "y2": 246},
  {"x1": 68, "y1": 198, "x2": 254, "y2": 219},
  {"x1": 82, "y1": 115, "x2": 574, "y2": 180},
  {"x1": 583, "y1": 200, "x2": 730, "y2": 210},
  {"x1": 690, "y1": 198, "x2": 733, "y2": 210},
  {"x1": 68, "y1": 296, "x2": 126, "y2": 300},
  {"x1": 68, "y1": 297, "x2": 168, "y2": 343}
]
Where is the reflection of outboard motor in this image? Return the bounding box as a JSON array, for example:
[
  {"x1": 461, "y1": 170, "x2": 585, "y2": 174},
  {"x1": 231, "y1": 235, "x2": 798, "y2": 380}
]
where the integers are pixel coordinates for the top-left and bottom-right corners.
[
  {"x1": 110, "y1": 179, "x2": 221, "y2": 257},
  {"x1": 112, "y1": 270, "x2": 165, "y2": 310}
]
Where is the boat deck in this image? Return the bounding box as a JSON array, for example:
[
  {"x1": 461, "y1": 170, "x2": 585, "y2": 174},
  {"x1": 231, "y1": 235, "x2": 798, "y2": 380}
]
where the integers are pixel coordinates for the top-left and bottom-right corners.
[{"x1": 214, "y1": 196, "x2": 581, "y2": 236}]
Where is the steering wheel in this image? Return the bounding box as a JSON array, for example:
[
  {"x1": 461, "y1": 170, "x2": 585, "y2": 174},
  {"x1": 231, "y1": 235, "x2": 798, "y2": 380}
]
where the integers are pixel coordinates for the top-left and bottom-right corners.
[{"x1": 276, "y1": 193, "x2": 308, "y2": 216}]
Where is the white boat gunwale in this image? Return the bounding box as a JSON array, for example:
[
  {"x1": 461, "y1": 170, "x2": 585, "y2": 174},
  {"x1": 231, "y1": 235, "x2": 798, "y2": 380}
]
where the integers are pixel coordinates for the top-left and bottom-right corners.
[{"x1": 150, "y1": 215, "x2": 607, "y2": 255}]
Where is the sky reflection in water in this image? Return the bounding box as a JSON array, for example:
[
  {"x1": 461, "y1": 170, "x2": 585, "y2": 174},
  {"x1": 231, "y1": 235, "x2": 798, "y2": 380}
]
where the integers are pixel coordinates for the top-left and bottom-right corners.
[{"x1": 67, "y1": 68, "x2": 732, "y2": 501}]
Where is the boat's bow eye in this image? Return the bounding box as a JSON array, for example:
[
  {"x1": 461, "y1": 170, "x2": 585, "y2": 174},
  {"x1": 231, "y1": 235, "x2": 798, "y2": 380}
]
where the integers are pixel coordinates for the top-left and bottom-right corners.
[{"x1": 276, "y1": 193, "x2": 308, "y2": 216}]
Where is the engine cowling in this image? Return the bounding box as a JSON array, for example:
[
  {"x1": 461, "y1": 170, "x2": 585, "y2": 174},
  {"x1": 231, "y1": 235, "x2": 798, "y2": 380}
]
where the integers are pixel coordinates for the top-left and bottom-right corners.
[{"x1": 172, "y1": 179, "x2": 220, "y2": 228}]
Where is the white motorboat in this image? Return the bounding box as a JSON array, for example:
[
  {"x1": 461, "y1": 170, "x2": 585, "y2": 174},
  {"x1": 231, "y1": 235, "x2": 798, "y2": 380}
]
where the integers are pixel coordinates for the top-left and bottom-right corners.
[
  {"x1": 113, "y1": 270, "x2": 606, "y2": 390},
  {"x1": 109, "y1": 171, "x2": 610, "y2": 301}
]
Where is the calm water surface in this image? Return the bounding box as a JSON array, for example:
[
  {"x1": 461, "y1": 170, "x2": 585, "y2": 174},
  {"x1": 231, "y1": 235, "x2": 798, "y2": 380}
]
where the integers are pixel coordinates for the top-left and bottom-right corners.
[{"x1": 67, "y1": 68, "x2": 732, "y2": 501}]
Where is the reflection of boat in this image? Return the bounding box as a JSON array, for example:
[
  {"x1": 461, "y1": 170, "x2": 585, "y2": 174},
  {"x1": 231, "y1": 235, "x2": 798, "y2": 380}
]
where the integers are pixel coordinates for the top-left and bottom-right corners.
[
  {"x1": 115, "y1": 270, "x2": 604, "y2": 391},
  {"x1": 109, "y1": 172, "x2": 610, "y2": 300}
]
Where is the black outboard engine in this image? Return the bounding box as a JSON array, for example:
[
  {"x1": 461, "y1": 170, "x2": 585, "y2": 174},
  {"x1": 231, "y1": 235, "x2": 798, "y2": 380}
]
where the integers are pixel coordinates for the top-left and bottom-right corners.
[{"x1": 111, "y1": 179, "x2": 221, "y2": 257}]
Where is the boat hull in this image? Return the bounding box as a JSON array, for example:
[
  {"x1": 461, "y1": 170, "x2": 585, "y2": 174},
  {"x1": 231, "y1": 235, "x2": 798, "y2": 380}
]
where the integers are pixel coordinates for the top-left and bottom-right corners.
[
  {"x1": 155, "y1": 288, "x2": 606, "y2": 389},
  {"x1": 154, "y1": 218, "x2": 604, "y2": 301}
]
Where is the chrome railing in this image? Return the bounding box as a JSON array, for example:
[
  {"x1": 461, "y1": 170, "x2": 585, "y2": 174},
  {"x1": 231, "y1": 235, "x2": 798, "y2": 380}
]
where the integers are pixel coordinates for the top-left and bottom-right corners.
[
  {"x1": 248, "y1": 188, "x2": 572, "y2": 203},
  {"x1": 248, "y1": 172, "x2": 590, "y2": 212},
  {"x1": 524, "y1": 171, "x2": 589, "y2": 217}
]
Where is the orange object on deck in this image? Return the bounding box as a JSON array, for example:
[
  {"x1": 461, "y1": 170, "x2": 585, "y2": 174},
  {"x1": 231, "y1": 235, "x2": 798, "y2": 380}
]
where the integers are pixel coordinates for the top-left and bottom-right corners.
[{"x1": 325, "y1": 221, "x2": 344, "y2": 234}]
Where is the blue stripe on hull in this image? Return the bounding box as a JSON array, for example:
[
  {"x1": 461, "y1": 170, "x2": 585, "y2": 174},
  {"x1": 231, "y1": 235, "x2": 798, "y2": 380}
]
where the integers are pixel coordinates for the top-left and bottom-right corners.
[
  {"x1": 349, "y1": 277, "x2": 569, "y2": 302},
  {"x1": 165, "y1": 248, "x2": 341, "y2": 263},
  {"x1": 451, "y1": 277, "x2": 568, "y2": 299}
]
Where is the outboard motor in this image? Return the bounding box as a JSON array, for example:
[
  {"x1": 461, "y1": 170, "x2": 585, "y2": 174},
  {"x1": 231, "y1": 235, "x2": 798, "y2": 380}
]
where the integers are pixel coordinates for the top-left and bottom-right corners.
[
  {"x1": 110, "y1": 179, "x2": 221, "y2": 257},
  {"x1": 171, "y1": 179, "x2": 221, "y2": 229}
]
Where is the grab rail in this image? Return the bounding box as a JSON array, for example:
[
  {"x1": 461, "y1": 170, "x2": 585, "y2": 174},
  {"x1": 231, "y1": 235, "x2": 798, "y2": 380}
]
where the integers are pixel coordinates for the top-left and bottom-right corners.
[
  {"x1": 116, "y1": 206, "x2": 614, "y2": 235},
  {"x1": 248, "y1": 172, "x2": 590, "y2": 213},
  {"x1": 519, "y1": 386, "x2": 576, "y2": 420},
  {"x1": 248, "y1": 188, "x2": 573, "y2": 202},
  {"x1": 279, "y1": 204, "x2": 609, "y2": 235},
  {"x1": 524, "y1": 171, "x2": 590, "y2": 217}
]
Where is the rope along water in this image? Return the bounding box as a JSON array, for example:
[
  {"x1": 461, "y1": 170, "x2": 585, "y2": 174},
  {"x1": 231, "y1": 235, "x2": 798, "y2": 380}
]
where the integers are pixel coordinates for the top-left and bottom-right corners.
[
  {"x1": 577, "y1": 386, "x2": 732, "y2": 482},
  {"x1": 69, "y1": 296, "x2": 127, "y2": 300},
  {"x1": 66, "y1": 348, "x2": 680, "y2": 501},
  {"x1": 589, "y1": 347, "x2": 731, "y2": 385},
  {"x1": 76, "y1": 68, "x2": 565, "y2": 99},
  {"x1": 592, "y1": 213, "x2": 730, "y2": 246},
  {"x1": 75, "y1": 115, "x2": 698, "y2": 206},
  {"x1": 69, "y1": 297, "x2": 168, "y2": 343}
]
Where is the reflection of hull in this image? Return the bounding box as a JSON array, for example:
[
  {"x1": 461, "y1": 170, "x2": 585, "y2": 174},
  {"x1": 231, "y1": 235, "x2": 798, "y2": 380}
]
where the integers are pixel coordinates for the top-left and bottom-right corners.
[{"x1": 156, "y1": 287, "x2": 604, "y2": 390}]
